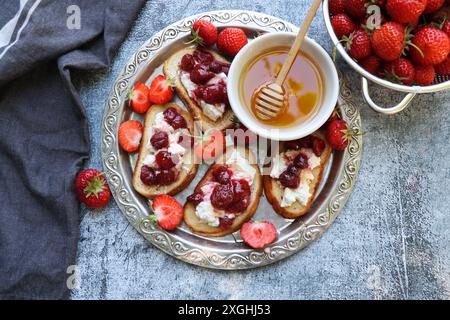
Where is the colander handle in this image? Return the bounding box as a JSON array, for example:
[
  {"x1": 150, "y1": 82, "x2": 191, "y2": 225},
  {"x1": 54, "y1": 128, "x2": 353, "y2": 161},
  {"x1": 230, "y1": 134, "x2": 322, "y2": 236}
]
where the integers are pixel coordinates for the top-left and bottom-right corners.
[{"x1": 362, "y1": 78, "x2": 416, "y2": 115}]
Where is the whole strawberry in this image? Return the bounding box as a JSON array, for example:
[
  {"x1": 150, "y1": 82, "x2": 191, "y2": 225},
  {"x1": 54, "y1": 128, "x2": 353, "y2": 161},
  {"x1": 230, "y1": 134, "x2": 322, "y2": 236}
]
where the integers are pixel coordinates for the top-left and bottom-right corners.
[
  {"x1": 76, "y1": 169, "x2": 111, "y2": 208},
  {"x1": 190, "y1": 19, "x2": 218, "y2": 47},
  {"x1": 372, "y1": 22, "x2": 405, "y2": 61},
  {"x1": 343, "y1": 29, "x2": 372, "y2": 60},
  {"x1": 425, "y1": 0, "x2": 445, "y2": 14},
  {"x1": 329, "y1": 0, "x2": 346, "y2": 15},
  {"x1": 217, "y1": 28, "x2": 248, "y2": 56},
  {"x1": 414, "y1": 65, "x2": 436, "y2": 86},
  {"x1": 360, "y1": 55, "x2": 382, "y2": 74},
  {"x1": 331, "y1": 14, "x2": 356, "y2": 39},
  {"x1": 386, "y1": 0, "x2": 427, "y2": 26},
  {"x1": 410, "y1": 26, "x2": 450, "y2": 66},
  {"x1": 435, "y1": 55, "x2": 450, "y2": 75},
  {"x1": 345, "y1": 0, "x2": 367, "y2": 19},
  {"x1": 384, "y1": 58, "x2": 416, "y2": 85},
  {"x1": 326, "y1": 119, "x2": 354, "y2": 151}
]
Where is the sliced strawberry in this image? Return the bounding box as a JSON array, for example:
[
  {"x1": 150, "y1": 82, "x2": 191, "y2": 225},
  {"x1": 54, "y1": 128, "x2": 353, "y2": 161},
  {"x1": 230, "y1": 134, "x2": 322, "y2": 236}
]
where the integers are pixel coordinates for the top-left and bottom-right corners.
[
  {"x1": 129, "y1": 83, "x2": 151, "y2": 114},
  {"x1": 148, "y1": 75, "x2": 174, "y2": 105},
  {"x1": 151, "y1": 195, "x2": 183, "y2": 231},
  {"x1": 194, "y1": 129, "x2": 225, "y2": 163},
  {"x1": 118, "y1": 120, "x2": 143, "y2": 153},
  {"x1": 240, "y1": 221, "x2": 277, "y2": 249}
]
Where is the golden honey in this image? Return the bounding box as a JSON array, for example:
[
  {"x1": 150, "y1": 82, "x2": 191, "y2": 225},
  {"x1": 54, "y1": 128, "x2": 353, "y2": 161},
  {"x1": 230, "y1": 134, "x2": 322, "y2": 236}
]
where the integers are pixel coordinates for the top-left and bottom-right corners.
[{"x1": 239, "y1": 46, "x2": 324, "y2": 128}]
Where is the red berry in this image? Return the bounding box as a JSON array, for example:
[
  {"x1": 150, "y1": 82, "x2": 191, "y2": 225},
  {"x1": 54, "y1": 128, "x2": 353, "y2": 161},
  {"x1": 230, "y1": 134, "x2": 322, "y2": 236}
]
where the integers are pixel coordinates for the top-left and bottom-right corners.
[
  {"x1": 148, "y1": 75, "x2": 174, "y2": 105},
  {"x1": 163, "y1": 107, "x2": 179, "y2": 122},
  {"x1": 227, "y1": 195, "x2": 250, "y2": 214},
  {"x1": 76, "y1": 169, "x2": 111, "y2": 208},
  {"x1": 279, "y1": 170, "x2": 300, "y2": 189},
  {"x1": 150, "y1": 131, "x2": 169, "y2": 150},
  {"x1": 326, "y1": 119, "x2": 353, "y2": 151},
  {"x1": 414, "y1": 65, "x2": 436, "y2": 86},
  {"x1": 171, "y1": 115, "x2": 187, "y2": 129},
  {"x1": 219, "y1": 216, "x2": 235, "y2": 228},
  {"x1": 435, "y1": 55, "x2": 450, "y2": 75},
  {"x1": 140, "y1": 165, "x2": 157, "y2": 185},
  {"x1": 410, "y1": 26, "x2": 450, "y2": 66},
  {"x1": 231, "y1": 179, "x2": 251, "y2": 202},
  {"x1": 128, "y1": 83, "x2": 151, "y2": 114},
  {"x1": 345, "y1": 0, "x2": 367, "y2": 19},
  {"x1": 386, "y1": 0, "x2": 427, "y2": 26},
  {"x1": 293, "y1": 153, "x2": 309, "y2": 169},
  {"x1": 344, "y1": 29, "x2": 372, "y2": 60},
  {"x1": 191, "y1": 19, "x2": 218, "y2": 47},
  {"x1": 155, "y1": 151, "x2": 177, "y2": 169},
  {"x1": 210, "y1": 184, "x2": 234, "y2": 210},
  {"x1": 359, "y1": 55, "x2": 382, "y2": 74},
  {"x1": 193, "y1": 50, "x2": 214, "y2": 64},
  {"x1": 151, "y1": 195, "x2": 183, "y2": 230},
  {"x1": 372, "y1": 22, "x2": 405, "y2": 62},
  {"x1": 213, "y1": 165, "x2": 232, "y2": 185},
  {"x1": 331, "y1": 14, "x2": 356, "y2": 39},
  {"x1": 217, "y1": 28, "x2": 248, "y2": 56},
  {"x1": 118, "y1": 120, "x2": 143, "y2": 153},
  {"x1": 187, "y1": 192, "x2": 204, "y2": 206},
  {"x1": 180, "y1": 54, "x2": 195, "y2": 71},
  {"x1": 329, "y1": 0, "x2": 346, "y2": 15},
  {"x1": 442, "y1": 21, "x2": 450, "y2": 39},
  {"x1": 240, "y1": 221, "x2": 277, "y2": 249},
  {"x1": 384, "y1": 58, "x2": 416, "y2": 85},
  {"x1": 154, "y1": 169, "x2": 176, "y2": 185},
  {"x1": 424, "y1": 0, "x2": 445, "y2": 14},
  {"x1": 311, "y1": 136, "x2": 326, "y2": 157},
  {"x1": 190, "y1": 65, "x2": 215, "y2": 84}
]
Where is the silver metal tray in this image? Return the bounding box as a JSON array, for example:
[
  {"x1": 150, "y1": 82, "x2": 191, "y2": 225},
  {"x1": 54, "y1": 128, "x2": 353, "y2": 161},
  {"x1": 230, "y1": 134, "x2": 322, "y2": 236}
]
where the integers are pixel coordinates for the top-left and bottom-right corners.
[{"x1": 101, "y1": 10, "x2": 362, "y2": 270}]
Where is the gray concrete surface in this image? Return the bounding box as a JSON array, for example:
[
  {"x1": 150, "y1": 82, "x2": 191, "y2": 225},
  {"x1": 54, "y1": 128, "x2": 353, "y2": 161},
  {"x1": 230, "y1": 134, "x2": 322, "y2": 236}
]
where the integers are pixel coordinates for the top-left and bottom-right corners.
[{"x1": 71, "y1": 0, "x2": 450, "y2": 300}]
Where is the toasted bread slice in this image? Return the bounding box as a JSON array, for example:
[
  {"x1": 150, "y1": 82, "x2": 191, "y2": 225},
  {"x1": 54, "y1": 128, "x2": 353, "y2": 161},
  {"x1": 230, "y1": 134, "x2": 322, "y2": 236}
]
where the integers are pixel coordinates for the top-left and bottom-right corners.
[
  {"x1": 264, "y1": 132, "x2": 332, "y2": 219},
  {"x1": 184, "y1": 147, "x2": 262, "y2": 237},
  {"x1": 132, "y1": 103, "x2": 198, "y2": 198},
  {"x1": 163, "y1": 47, "x2": 235, "y2": 132}
]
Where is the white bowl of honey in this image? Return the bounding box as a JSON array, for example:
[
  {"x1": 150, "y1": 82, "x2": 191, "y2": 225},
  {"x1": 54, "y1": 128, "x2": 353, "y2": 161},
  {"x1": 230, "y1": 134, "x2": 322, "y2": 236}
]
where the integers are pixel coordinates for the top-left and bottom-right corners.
[{"x1": 228, "y1": 32, "x2": 339, "y2": 141}]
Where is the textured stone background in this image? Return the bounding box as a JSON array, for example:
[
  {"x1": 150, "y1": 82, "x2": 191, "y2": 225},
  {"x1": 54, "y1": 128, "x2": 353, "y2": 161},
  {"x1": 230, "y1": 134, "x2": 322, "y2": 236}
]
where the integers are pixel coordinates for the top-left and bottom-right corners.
[{"x1": 71, "y1": 0, "x2": 450, "y2": 300}]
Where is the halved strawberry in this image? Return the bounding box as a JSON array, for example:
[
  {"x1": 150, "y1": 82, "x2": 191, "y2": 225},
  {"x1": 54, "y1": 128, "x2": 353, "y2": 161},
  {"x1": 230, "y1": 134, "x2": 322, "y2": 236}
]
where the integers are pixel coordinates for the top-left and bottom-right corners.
[
  {"x1": 118, "y1": 120, "x2": 143, "y2": 153},
  {"x1": 240, "y1": 221, "x2": 277, "y2": 249},
  {"x1": 194, "y1": 129, "x2": 225, "y2": 163},
  {"x1": 148, "y1": 75, "x2": 174, "y2": 105},
  {"x1": 150, "y1": 195, "x2": 183, "y2": 231},
  {"x1": 128, "y1": 83, "x2": 151, "y2": 114}
]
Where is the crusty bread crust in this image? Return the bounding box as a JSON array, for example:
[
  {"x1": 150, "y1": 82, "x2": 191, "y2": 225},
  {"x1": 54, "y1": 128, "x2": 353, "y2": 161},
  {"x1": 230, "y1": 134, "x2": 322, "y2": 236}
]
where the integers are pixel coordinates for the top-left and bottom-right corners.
[
  {"x1": 183, "y1": 147, "x2": 262, "y2": 237},
  {"x1": 263, "y1": 132, "x2": 332, "y2": 219},
  {"x1": 163, "y1": 47, "x2": 235, "y2": 133},
  {"x1": 132, "y1": 103, "x2": 198, "y2": 198}
]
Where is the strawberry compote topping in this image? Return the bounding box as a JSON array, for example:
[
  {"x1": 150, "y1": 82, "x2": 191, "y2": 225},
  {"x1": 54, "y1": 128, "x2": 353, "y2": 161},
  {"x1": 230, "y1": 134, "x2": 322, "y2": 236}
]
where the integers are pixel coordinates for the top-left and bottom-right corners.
[
  {"x1": 276, "y1": 136, "x2": 325, "y2": 189},
  {"x1": 179, "y1": 50, "x2": 231, "y2": 121},
  {"x1": 187, "y1": 165, "x2": 253, "y2": 227},
  {"x1": 140, "y1": 107, "x2": 189, "y2": 186}
]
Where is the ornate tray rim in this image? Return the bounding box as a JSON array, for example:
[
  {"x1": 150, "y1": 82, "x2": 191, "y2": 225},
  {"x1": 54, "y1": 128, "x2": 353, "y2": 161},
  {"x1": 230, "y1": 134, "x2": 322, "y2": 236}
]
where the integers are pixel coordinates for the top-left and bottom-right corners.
[{"x1": 101, "y1": 10, "x2": 363, "y2": 270}]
